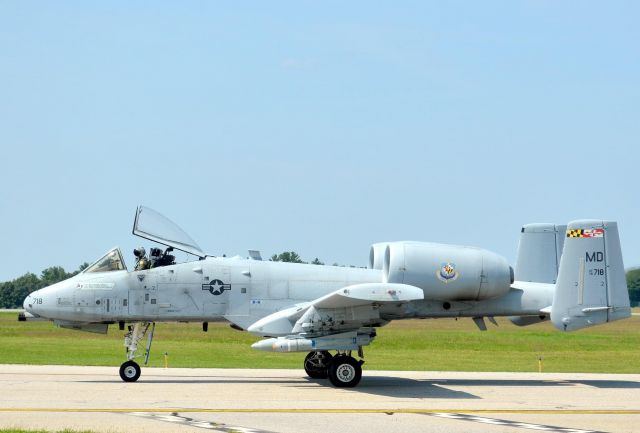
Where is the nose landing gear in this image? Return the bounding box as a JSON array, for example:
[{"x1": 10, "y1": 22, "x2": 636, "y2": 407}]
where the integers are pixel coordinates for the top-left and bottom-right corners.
[{"x1": 119, "y1": 322, "x2": 155, "y2": 382}]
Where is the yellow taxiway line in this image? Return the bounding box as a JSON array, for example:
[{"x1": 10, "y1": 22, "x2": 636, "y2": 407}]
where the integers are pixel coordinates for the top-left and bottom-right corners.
[{"x1": 1, "y1": 408, "x2": 639, "y2": 415}]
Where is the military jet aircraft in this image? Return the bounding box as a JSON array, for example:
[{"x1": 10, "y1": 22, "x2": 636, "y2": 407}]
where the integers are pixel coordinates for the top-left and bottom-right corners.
[{"x1": 21, "y1": 206, "x2": 631, "y2": 387}]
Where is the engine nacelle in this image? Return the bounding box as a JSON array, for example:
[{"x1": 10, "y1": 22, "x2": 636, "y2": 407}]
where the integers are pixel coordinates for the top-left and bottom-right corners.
[
  {"x1": 368, "y1": 242, "x2": 389, "y2": 270},
  {"x1": 382, "y1": 241, "x2": 513, "y2": 301}
]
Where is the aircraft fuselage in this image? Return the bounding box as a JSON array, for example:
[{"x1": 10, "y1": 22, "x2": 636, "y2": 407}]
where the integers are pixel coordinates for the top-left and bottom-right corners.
[{"x1": 24, "y1": 256, "x2": 553, "y2": 332}]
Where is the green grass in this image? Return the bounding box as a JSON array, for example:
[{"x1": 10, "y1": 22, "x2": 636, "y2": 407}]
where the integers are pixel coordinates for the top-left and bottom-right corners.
[{"x1": 1, "y1": 312, "x2": 639, "y2": 373}]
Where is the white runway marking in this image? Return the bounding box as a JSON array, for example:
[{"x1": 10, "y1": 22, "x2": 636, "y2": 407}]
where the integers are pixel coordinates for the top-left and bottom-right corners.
[
  {"x1": 129, "y1": 412, "x2": 274, "y2": 433},
  {"x1": 130, "y1": 411, "x2": 605, "y2": 433},
  {"x1": 429, "y1": 413, "x2": 604, "y2": 433}
]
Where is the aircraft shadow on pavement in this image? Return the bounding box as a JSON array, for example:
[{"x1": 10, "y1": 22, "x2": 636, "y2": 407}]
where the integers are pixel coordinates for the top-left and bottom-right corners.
[
  {"x1": 79, "y1": 376, "x2": 640, "y2": 399},
  {"x1": 307, "y1": 376, "x2": 640, "y2": 399},
  {"x1": 305, "y1": 376, "x2": 480, "y2": 399},
  {"x1": 569, "y1": 379, "x2": 640, "y2": 389},
  {"x1": 423, "y1": 378, "x2": 640, "y2": 389},
  {"x1": 80, "y1": 376, "x2": 305, "y2": 385},
  {"x1": 79, "y1": 375, "x2": 477, "y2": 398}
]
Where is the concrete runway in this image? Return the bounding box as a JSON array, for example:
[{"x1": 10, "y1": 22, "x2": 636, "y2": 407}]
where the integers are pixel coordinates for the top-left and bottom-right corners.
[{"x1": 1, "y1": 365, "x2": 639, "y2": 433}]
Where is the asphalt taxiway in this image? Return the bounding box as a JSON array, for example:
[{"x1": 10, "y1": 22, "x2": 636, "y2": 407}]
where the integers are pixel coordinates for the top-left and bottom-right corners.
[{"x1": 1, "y1": 365, "x2": 639, "y2": 433}]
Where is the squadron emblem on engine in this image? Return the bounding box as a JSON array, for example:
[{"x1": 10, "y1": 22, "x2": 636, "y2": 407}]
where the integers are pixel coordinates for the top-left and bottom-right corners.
[{"x1": 436, "y1": 262, "x2": 459, "y2": 283}]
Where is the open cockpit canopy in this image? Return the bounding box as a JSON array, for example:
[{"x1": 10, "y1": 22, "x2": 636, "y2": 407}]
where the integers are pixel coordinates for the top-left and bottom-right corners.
[
  {"x1": 83, "y1": 247, "x2": 127, "y2": 273},
  {"x1": 132, "y1": 206, "x2": 205, "y2": 258}
]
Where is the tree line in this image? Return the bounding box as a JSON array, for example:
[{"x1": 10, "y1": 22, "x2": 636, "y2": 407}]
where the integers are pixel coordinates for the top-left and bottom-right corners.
[
  {"x1": 1, "y1": 254, "x2": 639, "y2": 309},
  {"x1": 0, "y1": 264, "x2": 89, "y2": 309},
  {"x1": 626, "y1": 268, "x2": 640, "y2": 305}
]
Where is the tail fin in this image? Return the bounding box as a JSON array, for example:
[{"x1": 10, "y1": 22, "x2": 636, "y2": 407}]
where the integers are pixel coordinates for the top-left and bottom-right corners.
[
  {"x1": 551, "y1": 220, "x2": 631, "y2": 331},
  {"x1": 515, "y1": 223, "x2": 566, "y2": 284}
]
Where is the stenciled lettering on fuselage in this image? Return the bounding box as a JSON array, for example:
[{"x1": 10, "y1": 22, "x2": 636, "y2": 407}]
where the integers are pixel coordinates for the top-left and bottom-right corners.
[{"x1": 202, "y1": 279, "x2": 231, "y2": 296}]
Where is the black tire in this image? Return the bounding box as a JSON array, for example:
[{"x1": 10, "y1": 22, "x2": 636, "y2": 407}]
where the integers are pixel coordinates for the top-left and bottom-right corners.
[
  {"x1": 304, "y1": 351, "x2": 333, "y2": 379},
  {"x1": 328, "y1": 355, "x2": 362, "y2": 388},
  {"x1": 119, "y1": 360, "x2": 141, "y2": 382}
]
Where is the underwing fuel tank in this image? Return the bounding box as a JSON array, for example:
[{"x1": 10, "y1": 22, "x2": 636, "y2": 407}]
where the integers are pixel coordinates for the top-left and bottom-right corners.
[
  {"x1": 381, "y1": 241, "x2": 513, "y2": 301},
  {"x1": 252, "y1": 331, "x2": 373, "y2": 353}
]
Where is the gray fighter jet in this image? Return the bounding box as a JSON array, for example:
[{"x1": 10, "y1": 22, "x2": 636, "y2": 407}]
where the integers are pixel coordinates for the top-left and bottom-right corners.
[{"x1": 21, "y1": 206, "x2": 631, "y2": 387}]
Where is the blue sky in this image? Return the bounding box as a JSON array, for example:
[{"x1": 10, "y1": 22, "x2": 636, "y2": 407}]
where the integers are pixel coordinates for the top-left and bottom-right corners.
[{"x1": 1, "y1": 1, "x2": 638, "y2": 280}]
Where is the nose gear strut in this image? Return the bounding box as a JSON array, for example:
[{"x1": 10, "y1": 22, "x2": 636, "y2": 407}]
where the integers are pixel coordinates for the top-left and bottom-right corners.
[{"x1": 119, "y1": 322, "x2": 155, "y2": 382}]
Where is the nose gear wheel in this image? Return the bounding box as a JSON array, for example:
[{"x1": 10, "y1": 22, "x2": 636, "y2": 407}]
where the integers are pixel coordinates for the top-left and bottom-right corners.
[{"x1": 119, "y1": 360, "x2": 141, "y2": 382}]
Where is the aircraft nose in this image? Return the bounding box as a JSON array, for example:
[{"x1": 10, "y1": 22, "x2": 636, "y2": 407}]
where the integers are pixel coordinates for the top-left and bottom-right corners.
[
  {"x1": 23, "y1": 280, "x2": 75, "y2": 320},
  {"x1": 23, "y1": 288, "x2": 48, "y2": 316},
  {"x1": 23, "y1": 291, "x2": 36, "y2": 313}
]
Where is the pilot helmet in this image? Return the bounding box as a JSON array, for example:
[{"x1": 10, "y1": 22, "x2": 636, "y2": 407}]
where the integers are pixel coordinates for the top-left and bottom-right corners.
[{"x1": 133, "y1": 247, "x2": 146, "y2": 258}]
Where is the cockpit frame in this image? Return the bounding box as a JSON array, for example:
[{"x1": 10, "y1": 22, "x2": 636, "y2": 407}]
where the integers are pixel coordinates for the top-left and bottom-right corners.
[
  {"x1": 82, "y1": 247, "x2": 128, "y2": 274},
  {"x1": 132, "y1": 206, "x2": 205, "y2": 258}
]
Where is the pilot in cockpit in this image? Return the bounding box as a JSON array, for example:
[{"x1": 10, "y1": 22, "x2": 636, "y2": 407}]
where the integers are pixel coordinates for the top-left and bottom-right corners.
[
  {"x1": 133, "y1": 247, "x2": 150, "y2": 271},
  {"x1": 149, "y1": 247, "x2": 175, "y2": 268},
  {"x1": 133, "y1": 246, "x2": 176, "y2": 271}
]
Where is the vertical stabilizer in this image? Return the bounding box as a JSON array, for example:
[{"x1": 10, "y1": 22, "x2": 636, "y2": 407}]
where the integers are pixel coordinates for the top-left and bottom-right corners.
[
  {"x1": 551, "y1": 220, "x2": 631, "y2": 331},
  {"x1": 515, "y1": 223, "x2": 566, "y2": 284}
]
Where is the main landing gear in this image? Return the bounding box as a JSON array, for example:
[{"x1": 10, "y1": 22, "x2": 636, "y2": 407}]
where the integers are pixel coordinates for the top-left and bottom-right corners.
[
  {"x1": 119, "y1": 322, "x2": 155, "y2": 382},
  {"x1": 304, "y1": 350, "x2": 364, "y2": 388},
  {"x1": 304, "y1": 351, "x2": 333, "y2": 379}
]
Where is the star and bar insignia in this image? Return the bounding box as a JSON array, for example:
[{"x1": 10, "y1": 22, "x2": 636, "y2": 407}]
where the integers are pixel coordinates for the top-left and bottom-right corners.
[
  {"x1": 202, "y1": 279, "x2": 231, "y2": 296},
  {"x1": 566, "y1": 228, "x2": 604, "y2": 238}
]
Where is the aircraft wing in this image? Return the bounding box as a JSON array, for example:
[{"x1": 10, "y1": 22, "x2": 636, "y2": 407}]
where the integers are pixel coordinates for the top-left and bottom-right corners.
[
  {"x1": 311, "y1": 282, "x2": 423, "y2": 308},
  {"x1": 247, "y1": 282, "x2": 424, "y2": 337}
]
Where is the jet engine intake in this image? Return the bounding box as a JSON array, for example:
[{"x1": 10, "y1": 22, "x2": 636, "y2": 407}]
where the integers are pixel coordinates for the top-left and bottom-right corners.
[
  {"x1": 368, "y1": 243, "x2": 389, "y2": 269},
  {"x1": 382, "y1": 241, "x2": 512, "y2": 301}
]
